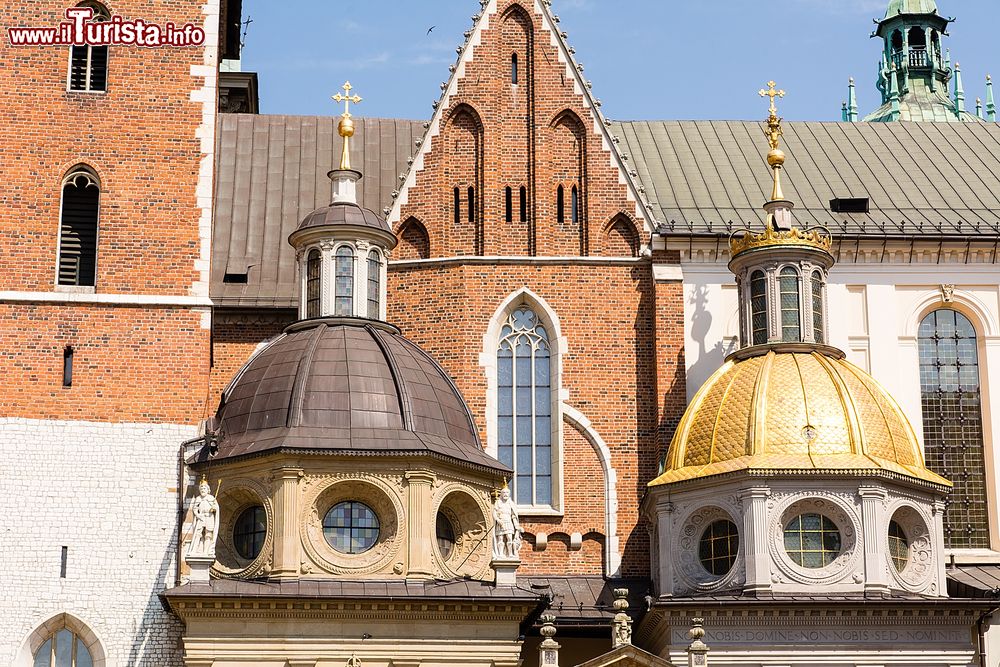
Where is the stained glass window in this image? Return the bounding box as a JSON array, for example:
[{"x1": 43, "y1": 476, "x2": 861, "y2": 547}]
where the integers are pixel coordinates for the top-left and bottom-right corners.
[
  {"x1": 779, "y1": 267, "x2": 801, "y2": 342},
  {"x1": 811, "y1": 271, "x2": 824, "y2": 343},
  {"x1": 699, "y1": 520, "x2": 739, "y2": 576},
  {"x1": 750, "y1": 271, "x2": 768, "y2": 346},
  {"x1": 918, "y1": 309, "x2": 989, "y2": 548},
  {"x1": 323, "y1": 501, "x2": 379, "y2": 554},
  {"x1": 334, "y1": 246, "x2": 354, "y2": 316},
  {"x1": 306, "y1": 249, "x2": 321, "y2": 318},
  {"x1": 497, "y1": 306, "x2": 552, "y2": 506},
  {"x1": 367, "y1": 250, "x2": 381, "y2": 319}
]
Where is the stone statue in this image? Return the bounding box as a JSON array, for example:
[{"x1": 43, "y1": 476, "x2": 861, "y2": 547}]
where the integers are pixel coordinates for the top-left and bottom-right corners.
[
  {"x1": 492, "y1": 483, "x2": 522, "y2": 560},
  {"x1": 188, "y1": 476, "x2": 220, "y2": 558}
]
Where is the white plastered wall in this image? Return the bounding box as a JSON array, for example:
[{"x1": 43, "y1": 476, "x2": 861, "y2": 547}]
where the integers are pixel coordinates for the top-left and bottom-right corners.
[{"x1": 0, "y1": 419, "x2": 197, "y2": 667}]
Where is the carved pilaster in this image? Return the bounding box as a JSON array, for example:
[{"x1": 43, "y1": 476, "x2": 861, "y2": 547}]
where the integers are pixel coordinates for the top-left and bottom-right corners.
[
  {"x1": 739, "y1": 485, "x2": 771, "y2": 593},
  {"x1": 271, "y1": 467, "x2": 303, "y2": 578},
  {"x1": 859, "y1": 486, "x2": 889, "y2": 593},
  {"x1": 405, "y1": 470, "x2": 436, "y2": 578}
]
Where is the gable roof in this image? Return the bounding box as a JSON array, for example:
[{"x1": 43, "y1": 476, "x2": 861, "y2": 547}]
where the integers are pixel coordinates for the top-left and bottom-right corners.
[
  {"x1": 212, "y1": 113, "x2": 423, "y2": 308},
  {"x1": 616, "y1": 119, "x2": 1000, "y2": 238},
  {"x1": 573, "y1": 645, "x2": 675, "y2": 667},
  {"x1": 387, "y1": 0, "x2": 657, "y2": 232}
]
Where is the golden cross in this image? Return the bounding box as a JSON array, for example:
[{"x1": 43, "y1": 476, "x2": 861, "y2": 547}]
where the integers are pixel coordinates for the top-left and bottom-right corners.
[
  {"x1": 332, "y1": 81, "x2": 362, "y2": 118},
  {"x1": 758, "y1": 80, "x2": 785, "y2": 117}
]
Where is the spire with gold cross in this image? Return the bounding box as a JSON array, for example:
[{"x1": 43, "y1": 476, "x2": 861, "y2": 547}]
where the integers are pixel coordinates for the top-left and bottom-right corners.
[
  {"x1": 333, "y1": 81, "x2": 363, "y2": 170},
  {"x1": 758, "y1": 80, "x2": 786, "y2": 202}
]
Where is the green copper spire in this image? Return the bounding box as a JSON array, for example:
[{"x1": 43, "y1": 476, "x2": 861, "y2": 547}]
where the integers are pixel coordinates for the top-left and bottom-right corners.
[
  {"x1": 841, "y1": 101, "x2": 848, "y2": 122},
  {"x1": 884, "y1": 0, "x2": 938, "y2": 17},
  {"x1": 847, "y1": 77, "x2": 859, "y2": 122},
  {"x1": 954, "y1": 62, "x2": 966, "y2": 116},
  {"x1": 987, "y1": 75, "x2": 996, "y2": 122},
  {"x1": 976, "y1": 98, "x2": 983, "y2": 119}
]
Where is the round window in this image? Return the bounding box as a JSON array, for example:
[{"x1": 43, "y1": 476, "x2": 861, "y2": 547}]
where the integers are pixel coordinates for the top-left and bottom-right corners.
[
  {"x1": 436, "y1": 511, "x2": 456, "y2": 559},
  {"x1": 783, "y1": 513, "x2": 841, "y2": 568},
  {"x1": 233, "y1": 505, "x2": 267, "y2": 560},
  {"x1": 698, "y1": 519, "x2": 739, "y2": 576},
  {"x1": 888, "y1": 519, "x2": 909, "y2": 572},
  {"x1": 323, "y1": 501, "x2": 380, "y2": 554}
]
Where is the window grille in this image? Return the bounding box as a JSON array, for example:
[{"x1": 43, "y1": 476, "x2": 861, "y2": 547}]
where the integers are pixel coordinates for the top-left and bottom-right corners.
[
  {"x1": 367, "y1": 250, "x2": 381, "y2": 319},
  {"x1": 305, "y1": 249, "x2": 321, "y2": 318},
  {"x1": 811, "y1": 271, "x2": 824, "y2": 342},
  {"x1": 779, "y1": 267, "x2": 801, "y2": 342},
  {"x1": 750, "y1": 271, "x2": 768, "y2": 345}
]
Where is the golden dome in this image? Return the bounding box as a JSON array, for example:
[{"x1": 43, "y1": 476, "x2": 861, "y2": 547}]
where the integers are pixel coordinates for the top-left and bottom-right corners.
[{"x1": 651, "y1": 348, "x2": 950, "y2": 488}]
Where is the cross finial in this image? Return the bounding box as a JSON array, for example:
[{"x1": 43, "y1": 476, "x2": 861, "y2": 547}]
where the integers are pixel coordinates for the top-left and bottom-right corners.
[
  {"x1": 759, "y1": 80, "x2": 785, "y2": 118},
  {"x1": 333, "y1": 81, "x2": 363, "y2": 118}
]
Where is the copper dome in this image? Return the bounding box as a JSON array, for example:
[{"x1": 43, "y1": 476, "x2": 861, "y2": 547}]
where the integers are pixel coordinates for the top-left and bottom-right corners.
[{"x1": 208, "y1": 318, "x2": 505, "y2": 473}]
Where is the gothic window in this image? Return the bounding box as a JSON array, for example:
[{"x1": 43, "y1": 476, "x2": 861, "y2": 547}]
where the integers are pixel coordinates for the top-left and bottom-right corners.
[
  {"x1": 918, "y1": 309, "x2": 989, "y2": 548},
  {"x1": 68, "y1": 2, "x2": 109, "y2": 92},
  {"x1": 334, "y1": 246, "x2": 355, "y2": 316},
  {"x1": 556, "y1": 185, "x2": 565, "y2": 224},
  {"x1": 519, "y1": 186, "x2": 527, "y2": 222},
  {"x1": 505, "y1": 186, "x2": 513, "y2": 223},
  {"x1": 366, "y1": 249, "x2": 381, "y2": 319},
  {"x1": 511, "y1": 53, "x2": 518, "y2": 84},
  {"x1": 779, "y1": 267, "x2": 801, "y2": 342},
  {"x1": 750, "y1": 270, "x2": 768, "y2": 346},
  {"x1": 58, "y1": 166, "x2": 100, "y2": 287},
  {"x1": 33, "y1": 627, "x2": 94, "y2": 667},
  {"x1": 497, "y1": 307, "x2": 553, "y2": 507},
  {"x1": 811, "y1": 271, "x2": 824, "y2": 343},
  {"x1": 571, "y1": 185, "x2": 579, "y2": 225},
  {"x1": 306, "y1": 249, "x2": 321, "y2": 318}
]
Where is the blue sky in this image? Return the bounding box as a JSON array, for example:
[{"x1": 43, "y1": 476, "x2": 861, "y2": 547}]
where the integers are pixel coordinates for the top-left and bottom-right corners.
[{"x1": 241, "y1": 0, "x2": 996, "y2": 122}]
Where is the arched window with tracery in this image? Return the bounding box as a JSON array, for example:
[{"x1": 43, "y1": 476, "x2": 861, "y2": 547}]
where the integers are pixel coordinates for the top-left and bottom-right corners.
[
  {"x1": 779, "y1": 267, "x2": 801, "y2": 342},
  {"x1": 58, "y1": 166, "x2": 101, "y2": 287},
  {"x1": 33, "y1": 627, "x2": 94, "y2": 667},
  {"x1": 367, "y1": 249, "x2": 382, "y2": 319},
  {"x1": 334, "y1": 246, "x2": 355, "y2": 316},
  {"x1": 918, "y1": 309, "x2": 990, "y2": 548},
  {"x1": 305, "y1": 249, "x2": 321, "y2": 318},
  {"x1": 497, "y1": 306, "x2": 553, "y2": 507},
  {"x1": 750, "y1": 270, "x2": 768, "y2": 345},
  {"x1": 68, "y1": 1, "x2": 109, "y2": 92}
]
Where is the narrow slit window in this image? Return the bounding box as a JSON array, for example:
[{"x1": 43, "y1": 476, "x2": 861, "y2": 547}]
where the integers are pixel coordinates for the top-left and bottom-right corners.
[
  {"x1": 557, "y1": 185, "x2": 565, "y2": 224},
  {"x1": 467, "y1": 187, "x2": 475, "y2": 223},
  {"x1": 305, "y1": 249, "x2": 321, "y2": 318},
  {"x1": 511, "y1": 53, "x2": 518, "y2": 84},
  {"x1": 58, "y1": 168, "x2": 100, "y2": 287},
  {"x1": 505, "y1": 187, "x2": 513, "y2": 223},
  {"x1": 334, "y1": 246, "x2": 355, "y2": 316},
  {"x1": 779, "y1": 267, "x2": 801, "y2": 342},
  {"x1": 63, "y1": 346, "x2": 74, "y2": 388},
  {"x1": 571, "y1": 185, "x2": 579, "y2": 224},
  {"x1": 367, "y1": 250, "x2": 381, "y2": 319},
  {"x1": 519, "y1": 186, "x2": 527, "y2": 222},
  {"x1": 811, "y1": 271, "x2": 824, "y2": 343},
  {"x1": 68, "y1": 2, "x2": 110, "y2": 92},
  {"x1": 453, "y1": 187, "x2": 460, "y2": 226}
]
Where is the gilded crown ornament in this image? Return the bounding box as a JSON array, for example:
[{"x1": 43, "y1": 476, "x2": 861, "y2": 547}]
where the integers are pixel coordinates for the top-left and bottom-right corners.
[
  {"x1": 729, "y1": 223, "x2": 833, "y2": 257},
  {"x1": 332, "y1": 81, "x2": 363, "y2": 170}
]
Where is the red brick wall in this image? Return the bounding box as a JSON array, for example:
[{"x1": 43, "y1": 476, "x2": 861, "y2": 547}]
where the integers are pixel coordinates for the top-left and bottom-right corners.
[
  {"x1": 387, "y1": 262, "x2": 681, "y2": 576},
  {"x1": 1, "y1": 1, "x2": 213, "y2": 424},
  {"x1": 396, "y1": 0, "x2": 643, "y2": 259},
  {"x1": 208, "y1": 311, "x2": 294, "y2": 414}
]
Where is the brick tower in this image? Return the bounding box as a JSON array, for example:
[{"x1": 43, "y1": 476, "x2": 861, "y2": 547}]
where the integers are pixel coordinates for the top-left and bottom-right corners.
[
  {"x1": 387, "y1": 0, "x2": 687, "y2": 582},
  {"x1": 0, "y1": 1, "x2": 225, "y2": 664}
]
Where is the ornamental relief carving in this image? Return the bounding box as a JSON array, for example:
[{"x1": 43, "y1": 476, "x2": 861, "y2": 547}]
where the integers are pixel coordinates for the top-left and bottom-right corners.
[
  {"x1": 434, "y1": 483, "x2": 491, "y2": 580},
  {"x1": 211, "y1": 477, "x2": 275, "y2": 580},
  {"x1": 300, "y1": 475, "x2": 404, "y2": 576},
  {"x1": 887, "y1": 501, "x2": 936, "y2": 594},
  {"x1": 675, "y1": 503, "x2": 745, "y2": 593},
  {"x1": 768, "y1": 492, "x2": 862, "y2": 587}
]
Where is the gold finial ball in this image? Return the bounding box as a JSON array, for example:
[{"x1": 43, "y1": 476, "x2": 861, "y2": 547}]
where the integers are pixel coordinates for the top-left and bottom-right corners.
[
  {"x1": 338, "y1": 115, "x2": 355, "y2": 139},
  {"x1": 767, "y1": 147, "x2": 785, "y2": 168}
]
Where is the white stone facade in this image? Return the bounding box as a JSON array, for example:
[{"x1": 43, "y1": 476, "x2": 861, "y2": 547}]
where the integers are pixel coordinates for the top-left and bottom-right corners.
[{"x1": 0, "y1": 418, "x2": 196, "y2": 667}]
